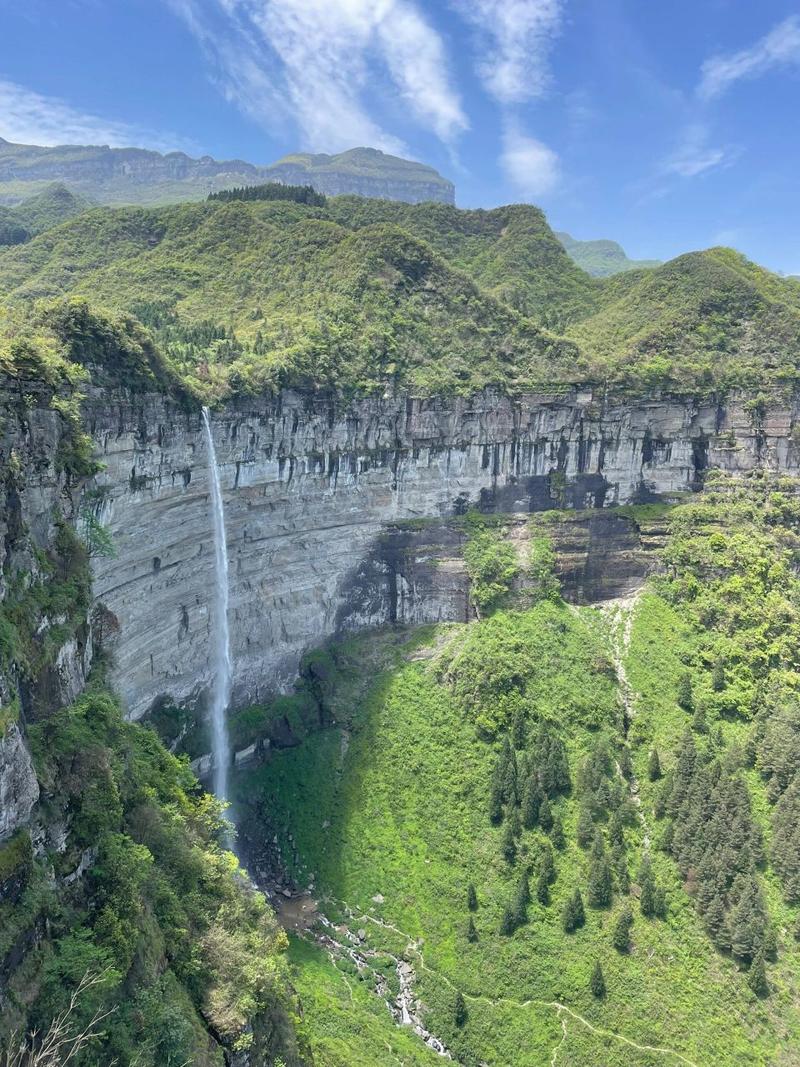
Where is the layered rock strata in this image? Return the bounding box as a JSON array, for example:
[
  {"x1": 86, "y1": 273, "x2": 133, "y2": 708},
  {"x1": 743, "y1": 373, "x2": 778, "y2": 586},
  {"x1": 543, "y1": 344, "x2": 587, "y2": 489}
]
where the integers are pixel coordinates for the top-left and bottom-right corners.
[{"x1": 86, "y1": 387, "x2": 799, "y2": 720}]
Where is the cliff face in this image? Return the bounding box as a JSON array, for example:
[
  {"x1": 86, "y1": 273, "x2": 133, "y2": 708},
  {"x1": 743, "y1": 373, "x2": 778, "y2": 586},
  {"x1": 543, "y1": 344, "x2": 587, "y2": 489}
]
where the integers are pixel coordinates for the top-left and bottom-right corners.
[
  {"x1": 86, "y1": 387, "x2": 799, "y2": 721},
  {"x1": 0, "y1": 140, "x2": 455, "y2": 207},
  {"x1": 0, "y1": 387, "x2": 92, "y2": 840}
]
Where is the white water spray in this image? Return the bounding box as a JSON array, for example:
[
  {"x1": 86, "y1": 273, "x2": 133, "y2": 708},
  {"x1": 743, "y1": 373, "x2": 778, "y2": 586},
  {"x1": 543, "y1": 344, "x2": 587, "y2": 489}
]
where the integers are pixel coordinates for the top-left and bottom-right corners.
[{"x1": 202, "y1": 407, "x2": 232, "y2": 807}]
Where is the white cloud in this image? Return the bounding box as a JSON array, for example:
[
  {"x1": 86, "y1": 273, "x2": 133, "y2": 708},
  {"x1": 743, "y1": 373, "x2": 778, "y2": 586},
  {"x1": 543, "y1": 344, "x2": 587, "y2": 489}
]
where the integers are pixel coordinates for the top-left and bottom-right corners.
[
  {"x1": 663, "y1": 123, "x2": 733, "y2": 178},
  {"x1": 0, "y1": 79, "x2": 189, "y2": 150},
  {"x1": 699, "y1": 14, "x2": 800, "y2": 101},
  {"x1": 453, "y1": 0, "x2": 562, "y2": 104},
  {"x1": 501, "y1": 126, "x2": 559, "y2": 198},
  {"x1": 171, "y1": 0, "x2": 467, "y2": 154}
]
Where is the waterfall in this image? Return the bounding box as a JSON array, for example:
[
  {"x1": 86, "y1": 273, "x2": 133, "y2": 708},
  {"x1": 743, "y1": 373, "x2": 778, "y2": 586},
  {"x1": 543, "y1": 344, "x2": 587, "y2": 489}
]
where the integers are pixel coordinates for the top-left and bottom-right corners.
[{"x1": 202, "y1": 407, "x2": 232, "y2": 808}]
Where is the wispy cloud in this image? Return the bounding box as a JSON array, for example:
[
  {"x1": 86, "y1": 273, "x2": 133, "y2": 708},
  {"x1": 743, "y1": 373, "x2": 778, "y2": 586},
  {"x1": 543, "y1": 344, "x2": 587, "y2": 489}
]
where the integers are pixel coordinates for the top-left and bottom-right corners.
[
  {"x1": 664, "y1": 124, "x2": 733, "y2": 178},
  {"x1": 171, "y1": 0, "x2": 467, "y2": 154},
  {"x1": 454, "y1": 0, "x2": 562, "y2": 104},
  {"x1": 0, "y1": 78, "x2": 189, "y2": 151},
  {"x1": 501, "y1": 124, "x2": 559, "y2": 197},
  {"x1": 698, "y1": 14, "x2": 800, "y2": 101}
]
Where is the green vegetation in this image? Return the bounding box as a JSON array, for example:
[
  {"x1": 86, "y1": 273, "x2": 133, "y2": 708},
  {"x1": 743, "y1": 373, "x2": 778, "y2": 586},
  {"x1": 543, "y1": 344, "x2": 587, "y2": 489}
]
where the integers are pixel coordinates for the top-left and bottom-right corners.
[
  {"x1": 0, "y1": 683, "x2": 300, "y2": 1066},
  {"x1": 0, "y1": 184, "x2": 89, "y2": 246},
  {"x1": 208, "y1": 182, "x2": 326, "y2": 206},
  {"x1": 2, "y1": 193, "x2": 799, "y2": 400}
]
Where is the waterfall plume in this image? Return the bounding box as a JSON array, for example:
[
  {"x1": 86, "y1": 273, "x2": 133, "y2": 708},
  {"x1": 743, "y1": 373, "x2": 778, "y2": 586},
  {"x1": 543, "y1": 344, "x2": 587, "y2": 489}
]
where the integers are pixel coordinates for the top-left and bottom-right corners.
[{"x1": 202, "y1": 406, "x2": 232, "y2": 808}]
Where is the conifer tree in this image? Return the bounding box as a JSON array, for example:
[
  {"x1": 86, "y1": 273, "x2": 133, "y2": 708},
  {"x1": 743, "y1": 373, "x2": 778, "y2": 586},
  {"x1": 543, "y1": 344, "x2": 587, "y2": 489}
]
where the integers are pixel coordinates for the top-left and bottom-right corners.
[
  {"x1": 521, "y1": 776, "x2": 541, "y2": 829},
  {"x1": 536, "y1": 868, "x2": 550, "y2": 905},
  {"x1": 540, "y1": 844, "x2": 556, "y2": 885},
  {"x1": 561, "y1": 895, "x2": 577, "y2": 933},
  {"x1": 513, "y1": 871, "x2": 530, "y2": 927},
  {"x1": 639, "y1": 857, "x2": 657, "y2": 917},
  {"x1": 572, "y1": 888, "x2": 586, "y2": 928},
  {"x1": 648, "y1": 748, "x2": 662, "y2": 782},
  {"x1": 538, "y1": 794, "x2": 554, "y2": 832},
  {"x1": 577, "y1": 805, "x2": 594, "y2": 849},
  {"x1": 748, "y1": 949, "x2": 768, "y2": 997},
  {"x1": 500, "y1": 906, "x2": 516, "y2": 936},
  {"x1": 467, "y1": 883, "x2": 478, "y2": 911},
  {"x1": 467, "y1": 917, "x2": 478, "y2": 943},
  {"x1": 590, "y1": 960, "x2": 606, "y2": 998},
  {"x1": 502, "y1": 821, "x2": 517, "y2": 865},
  {"x1": 588, "y1": 851, "x2": 613, "y2": 908},
  {"x1": 692, "y1": 706, "x2": 708, "y2": 734},
  {"x1": 454, "y1": 991, "x2": 468, "y2": 1026},
  {"x1": 677, "y1": 672, "x2": 694, "y2": 711},
  {"x1": 612, "y1": 905, "x2": 633, "y2": 952},
  {"x1": 550, "y1": 814, "x2": 566, "y2": 850},
  {"x1": 704, "y1": 894, "x2": 730, "y2": 950},
  {"x1": 489, "y1": 765, "x2": 504, "y2": 825}
]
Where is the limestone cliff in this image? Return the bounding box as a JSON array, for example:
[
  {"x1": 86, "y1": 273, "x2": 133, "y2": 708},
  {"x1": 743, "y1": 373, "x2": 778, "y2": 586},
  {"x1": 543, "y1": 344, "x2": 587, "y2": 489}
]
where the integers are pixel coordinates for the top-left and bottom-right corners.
[{"x1": 86, "y1": 387, "x2": 799, "y2": 721}]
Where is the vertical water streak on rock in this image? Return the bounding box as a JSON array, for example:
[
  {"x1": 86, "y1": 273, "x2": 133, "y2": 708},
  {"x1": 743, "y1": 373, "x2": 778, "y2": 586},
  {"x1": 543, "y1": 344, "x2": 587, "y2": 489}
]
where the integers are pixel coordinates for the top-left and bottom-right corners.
[{"x1": 202, "y1": 407, "x2": 232, "y2": 808}]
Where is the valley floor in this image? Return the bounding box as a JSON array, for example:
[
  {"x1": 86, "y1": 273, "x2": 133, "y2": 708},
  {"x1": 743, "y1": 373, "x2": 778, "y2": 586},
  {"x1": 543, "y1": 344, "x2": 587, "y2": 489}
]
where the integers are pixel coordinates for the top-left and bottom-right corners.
[{"x1": 235, "y1": 597, "x2": 800, "y2": 1066}]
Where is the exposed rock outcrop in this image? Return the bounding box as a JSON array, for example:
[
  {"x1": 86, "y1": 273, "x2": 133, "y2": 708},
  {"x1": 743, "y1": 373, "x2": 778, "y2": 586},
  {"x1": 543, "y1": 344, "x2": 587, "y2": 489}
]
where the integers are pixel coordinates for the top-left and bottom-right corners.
[
  {"x1": 0, "y1": 723, "x2": 39, "y2": 842},
  {"x1": 86, "y1": 386, "x2": 800, "y2": 720}
]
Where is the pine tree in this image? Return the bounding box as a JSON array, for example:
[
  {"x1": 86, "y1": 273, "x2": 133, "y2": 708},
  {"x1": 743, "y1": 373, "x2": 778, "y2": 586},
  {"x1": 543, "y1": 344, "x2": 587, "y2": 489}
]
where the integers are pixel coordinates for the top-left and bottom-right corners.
[
  {"x1": 748, "y1": 949, "x2": 768, "y2": 997},
  {"x1": 536, "y1": 868, "x2": 550, "y2": 905},
  {"x1": 512, "y1": 872, "x2": 530, "y2": 927},
  {"x1": 614, "y1": 850, "x2": 630, "y2": 895},
  {"x1": 590, "y1": 960, "x2": 606, "y2": 998},
  {"x1": 704, "y1": 894, "x2": 730, "y2": 950},
  {"x1": 512, "y1": 709, "x2": 527, "y2": 750},
  {"x1": 466, "y1": 917, "x2": 478, "y2": 943},
  {"x1": 489, "y1": 766, "x2": 504, "y2": 825},
  {"x1": 763, "y1": 925, "x2": 778, "y2": 960},
  {"x1": 502, "y1": 740, "x2": 518, "y2": 804},
  {"x1": 577, "y1": 805, "x2": 594, "y2": 849},
  {"x1": 612, "y1": 905, "x2": 633, "y2": 952},
  {"x1": 588, "y1": 852, "x2": 613, "y2": 908},
  {"x1": 677, "y1": 672, "x2": 694, "y2": 711},
  {"x1": 467, "y1": 883, "x2": 478, "y2": 911},
  {"x1": 550, "y1": 814, "x2": 566, "y2": 850},
  {"x1": 502, "y1": 821, "x2": 517, "y2": 865},
  {"x1": 540, "y1": 844, "x2": 556, "y2": 885},
  {"x1": 639, "y1": 858, "x2": 657, "y2": 918},
  {"x1": 561, "y1": 895, "x2": 577, "y2": 933},
  {"x1": 538, "y1": 794, "x2": 553, "y2": 832},
  {"x1": 521, "y1": 775, "x2": 541, "y2": 829},
  {"x1": 500, "y1": 906, "x2": 516, "y2": 936},
  {"x1": 572, "y1": 889, "x2": 586, "y2": 928},
  {"x1": 692, "y1": 706, "x2": 708, "y2": 734},
  {"x1": 648, "y1": 748, "x2": 662, "y2": 782},
  {"x1": 454, "y1": 991, "x2": 468, "y2": 1026}
]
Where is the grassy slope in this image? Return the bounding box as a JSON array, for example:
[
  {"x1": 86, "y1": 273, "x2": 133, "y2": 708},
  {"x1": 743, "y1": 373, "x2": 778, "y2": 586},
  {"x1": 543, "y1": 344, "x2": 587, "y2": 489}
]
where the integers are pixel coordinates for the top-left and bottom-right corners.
[{"x1": 236, "y1": 600, "x2": 794, "y2": 1066}]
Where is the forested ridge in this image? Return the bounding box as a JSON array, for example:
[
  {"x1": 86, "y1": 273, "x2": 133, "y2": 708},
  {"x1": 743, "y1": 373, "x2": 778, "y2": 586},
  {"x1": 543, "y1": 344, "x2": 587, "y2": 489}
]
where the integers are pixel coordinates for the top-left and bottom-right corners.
[{"x1": 1, "y1": 189, "x2": 799, "y2": 401}]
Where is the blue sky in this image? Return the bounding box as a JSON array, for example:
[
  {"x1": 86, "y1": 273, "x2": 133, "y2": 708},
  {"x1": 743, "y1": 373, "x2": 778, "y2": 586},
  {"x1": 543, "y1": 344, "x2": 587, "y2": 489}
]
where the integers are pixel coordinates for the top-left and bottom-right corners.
[{"x1": 1, "y1": 0, "x2": 799, "y2": 273}]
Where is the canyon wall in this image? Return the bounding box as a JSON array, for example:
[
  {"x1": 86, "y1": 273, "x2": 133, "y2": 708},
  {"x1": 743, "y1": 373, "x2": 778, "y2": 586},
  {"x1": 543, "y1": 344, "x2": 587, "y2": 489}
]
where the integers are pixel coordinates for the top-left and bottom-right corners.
[{"x1": 86, "y1": 387, "x2": 800, "y2": 721}]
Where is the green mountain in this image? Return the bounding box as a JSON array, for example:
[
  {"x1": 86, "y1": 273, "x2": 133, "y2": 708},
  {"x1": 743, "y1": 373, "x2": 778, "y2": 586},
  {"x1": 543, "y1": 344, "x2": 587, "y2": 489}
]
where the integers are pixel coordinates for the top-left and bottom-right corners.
[
  {"x1": 1, "y1": 192, "x2": 798, "y2": 398},
  {"x1": 0, "y1": 182, "x2": 90, "y2": 245},
  {"x1": 556, "y1": 230, "x2": 661, "y2": 276},
  {"x1": 0, "y1": 136, "x2": 454, "y2": 206}
]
